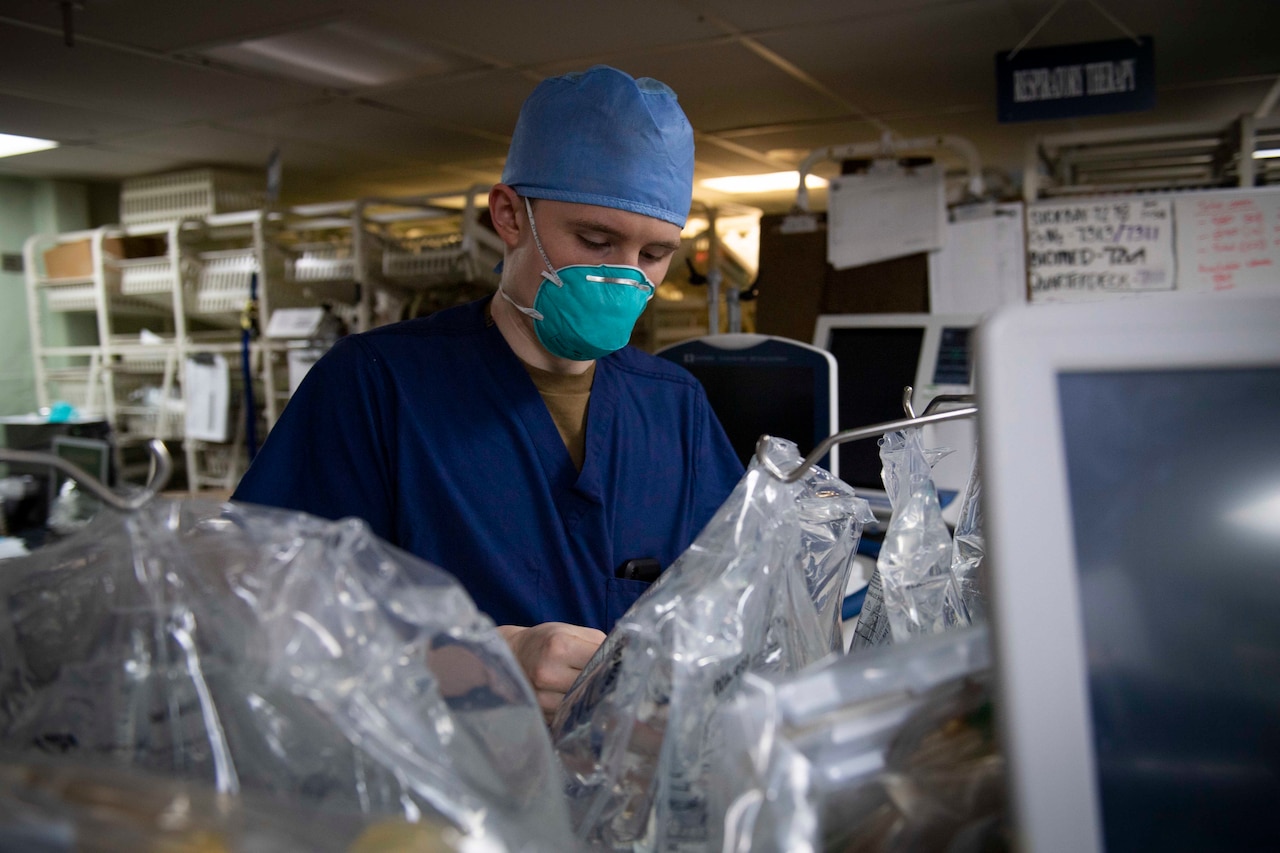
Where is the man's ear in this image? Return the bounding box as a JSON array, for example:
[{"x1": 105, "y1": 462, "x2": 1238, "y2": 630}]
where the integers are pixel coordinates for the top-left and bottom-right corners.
[{"x1": 489, "y1": 184, "x2": 523, "y2": 249}]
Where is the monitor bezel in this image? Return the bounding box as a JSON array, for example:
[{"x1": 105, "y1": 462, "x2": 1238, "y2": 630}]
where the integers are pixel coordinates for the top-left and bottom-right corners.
[
  {"x1": 976, "y1": 293, "x2": 1280, "y2": 853},
  {"x1": 812, "y1": 313, "x2": 980, "y2": 409},
  {"x1": 49, "y1": 434, "x2": 112, "y2": 499},
  {"x1": 656, "y1": 332, "x2": 839, "y2": 476},
  {"x1": 812, "y1": 313, "x2": 979, "y2": 507}
]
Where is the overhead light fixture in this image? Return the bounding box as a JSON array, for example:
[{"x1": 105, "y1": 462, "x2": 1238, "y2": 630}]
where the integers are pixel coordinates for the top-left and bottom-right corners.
[
  {"x1": 202, "y1": 21, "x2": 455, "y2": 88},
  {"x1": 0, "y1": 132, "x2": 59, "y2": 158},
  {"x1": 1252, "y1": 148, "x2": 1280, "y2": 159},
  {"x1": 700, "y1": 171, "x2": 828, "y2": 195}
]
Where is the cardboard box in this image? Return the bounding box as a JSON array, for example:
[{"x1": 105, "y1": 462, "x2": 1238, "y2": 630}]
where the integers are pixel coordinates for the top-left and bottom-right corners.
[
  {"x1": 754, "y1": 212, "x2": 928, "y2": 342},
  {"x1": 42, "y1": 236, "x2": 167, "y2": 279}
]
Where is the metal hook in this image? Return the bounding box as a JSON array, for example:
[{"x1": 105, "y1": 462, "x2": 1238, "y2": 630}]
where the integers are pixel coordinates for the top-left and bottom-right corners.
[
  {"x1": 756, "y1": 392, "x2": 978, "y2": 484},
  {"x1": 921, "y1": 393, "x2": 976, "y2": 416},
  {"x1": 0, "y1": 439, "x2": 172, "y2": 512}
]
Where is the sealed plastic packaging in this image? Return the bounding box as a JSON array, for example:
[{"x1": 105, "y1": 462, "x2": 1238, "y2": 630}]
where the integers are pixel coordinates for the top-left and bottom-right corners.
[
  {"x1": 875, "y1": 429, "x2": 971, "y2": 641},
  {"x1": 949, "y1": 442, "x2": 987, "y2": 623},
  {"x1": 551, "y1": 438, "x2": 869, "y2": 852},
  {"x1": 709, "y1": 625, "x2": 1003, "y2": 853},
  {"x1": 850, "y1": 568, "x2": 892, "y2": 651},
  {"x1": 0, "y1": 759, "x2": 467, "y2": 852},
  {"x1": 796, "y1": 468, "x2": 877, "y2": 654},
  {"x1": 0, "y1": 498, "x2": 574, "y2": 852}
]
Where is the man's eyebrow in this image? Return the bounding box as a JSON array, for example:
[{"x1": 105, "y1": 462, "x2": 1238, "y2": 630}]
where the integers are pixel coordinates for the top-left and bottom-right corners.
[{"x1": 567, "y1": 217, "x2": 682, "y2": 252}]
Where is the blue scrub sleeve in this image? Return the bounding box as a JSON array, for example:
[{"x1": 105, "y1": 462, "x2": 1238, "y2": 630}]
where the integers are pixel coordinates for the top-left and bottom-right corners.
[{"x1": 232, "y1": 337, "x2": 398, "y2": 542}]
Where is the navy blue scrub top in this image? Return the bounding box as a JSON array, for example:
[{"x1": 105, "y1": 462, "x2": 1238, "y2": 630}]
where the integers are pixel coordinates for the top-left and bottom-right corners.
[{"x1": 233, "y1": 298, "x2": 744, "y2": 632}]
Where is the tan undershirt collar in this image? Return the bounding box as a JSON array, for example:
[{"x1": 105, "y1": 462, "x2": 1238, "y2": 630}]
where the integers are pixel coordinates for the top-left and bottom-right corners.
[
  {"x1": 521, "y1": 359, "x2": 594, "y2": 472},
  {"x1": 490, "y1": 296, "x2": 595, "y2": 471}
]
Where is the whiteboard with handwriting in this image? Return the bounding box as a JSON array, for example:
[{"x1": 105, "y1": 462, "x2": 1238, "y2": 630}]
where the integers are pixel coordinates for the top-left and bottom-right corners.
[
  {"x1": 1173, "y1": 187, "x2": 1280, "y2": 295},
  {"x1": 1026, "y1": 197, "x2": 1175, "y2": 303},
  {"x1": 1026, "y1": 187, "x2": 1280, "y2": 303}
]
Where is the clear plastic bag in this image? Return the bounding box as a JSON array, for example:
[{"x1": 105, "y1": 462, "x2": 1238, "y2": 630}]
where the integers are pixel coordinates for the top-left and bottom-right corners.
[
  {"x1": 796, "y1": 466, "x2": 876, "y2": 654},
  {"x1": 0, "y1": 497, "x2": 574, "y2": 852},
  {"x1": 0, "y1": 759, "x2": 470, "y2": 852},
  {"x1": 551, "y1": 438, "x2": 868, "y2": 852},
  {"x1": 708, "y1": 625, "x2": 1001, "y2": 853},
  {"x1": 850, "y1": 568, "x2": 893, "y2": 651},
  {"x1": 876, "y1": 429, "x2": 971, "y2": 641},
  {"x1": 949, "y1": 442, "x2": 987, "y2": 624}
]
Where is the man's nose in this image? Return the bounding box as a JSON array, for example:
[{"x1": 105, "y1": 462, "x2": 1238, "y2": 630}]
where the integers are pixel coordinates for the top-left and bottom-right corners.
[{"x1": 607, "y1": 246, "x2": 642, "y2": 268}]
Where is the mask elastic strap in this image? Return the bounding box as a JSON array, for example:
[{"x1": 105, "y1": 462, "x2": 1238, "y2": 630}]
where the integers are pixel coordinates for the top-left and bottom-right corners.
[
  {"x1": 498, "y1": 283, "x2": 543, "y2": 321},
  {"x1": 523, "y1": 197, "x2": 565, "y2": 287}
]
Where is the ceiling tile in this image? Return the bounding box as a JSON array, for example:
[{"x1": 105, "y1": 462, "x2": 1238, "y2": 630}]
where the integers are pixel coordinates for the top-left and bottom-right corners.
[
  {"x1": 99, "y1": 124, "x2": 403, "y2": 174},
  {"x1": 0, "y1": 0, "x2": 350, "y2": 53},
  {"x1": 360, "y1": 0, "x2": 719, "y2": 67},
  {"x1": 0, "y1": 92, "x2": 164, "y2": 142},
  {"x1": 367, "y1": 69, "x2": 536, "y2": 139},
  {"x1": 688, "y1": 0, "x2": 965, "y2": 33},
  {"x1": 0, "y1": 24, "x2": 324, "y2": 123},
  {"x1": 538, "y1": 42, "x2": 851, "y2": 135},
  {"x1": 0, "y1": 144, "x2": 185, "y2": 180},
  {"x1": 221, "y1": 99, "x2": 509, "y2": 165},
  {"x1": 751, "y1": 0, "x2": 1024, "y2": 118}
]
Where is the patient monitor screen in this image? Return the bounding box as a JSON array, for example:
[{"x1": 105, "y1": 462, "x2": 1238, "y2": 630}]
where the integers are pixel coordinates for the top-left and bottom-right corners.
[
  {"x1": 680, "y1": 363, "x2": 816, "y2": 467},
  {"x1": 1058, "y1": 367, "x2": 1280, "y2": 852},
  {"x1": 826, "y1": 326, "x2": 924, "y2": 490},
  {"x1": 932, "y1": 326, "x2": 973, "y2": 386}
]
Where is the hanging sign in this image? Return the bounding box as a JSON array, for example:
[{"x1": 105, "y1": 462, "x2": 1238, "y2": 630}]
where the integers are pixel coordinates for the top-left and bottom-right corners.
[{"x1": 995, "y1": 37, "x2": 1155, "y2": 123}]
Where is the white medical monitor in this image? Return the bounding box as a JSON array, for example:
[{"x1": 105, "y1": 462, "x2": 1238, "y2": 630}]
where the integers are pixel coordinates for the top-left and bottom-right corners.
[
  {"x1": 978, "y1": 294, "x2": 1280, "y2": 853},
  {"x1": 813, "y1": 313, "x2": 978, "y2": 507}
]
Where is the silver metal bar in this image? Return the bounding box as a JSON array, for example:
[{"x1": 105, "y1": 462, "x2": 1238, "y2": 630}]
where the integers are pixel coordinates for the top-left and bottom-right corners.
[
  {"x1": 0, "y1": 439, "x2": 172, "y2": 512},
  {"x1": 921, "y1": 393, "x2": 976, "y2": 416},
  {"x1": 756, "y1": 404, "x2": 977, "y2": 484}
]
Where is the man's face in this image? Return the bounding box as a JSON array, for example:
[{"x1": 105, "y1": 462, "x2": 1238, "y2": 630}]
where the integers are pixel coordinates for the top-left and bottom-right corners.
[{"x1": 507, "y1": 198, "x2": 684, "y2": 306}]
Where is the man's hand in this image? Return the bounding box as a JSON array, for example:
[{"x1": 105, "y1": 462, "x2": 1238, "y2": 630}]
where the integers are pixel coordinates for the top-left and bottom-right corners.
[{"x1": 498, "y1": 622, "x2": 605, "y2": 723}]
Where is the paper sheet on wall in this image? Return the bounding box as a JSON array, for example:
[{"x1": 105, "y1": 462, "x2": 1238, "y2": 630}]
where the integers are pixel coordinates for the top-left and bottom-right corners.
[
  {"x1": 827, "y1": 163, "x2": 946, "y2": 270},
  {"x1": 287, "y1": 348, "x2": 324, "y2": 396},
  {"x1": 1026, "y1": 197, "x2": 1174, "y2": 302},
  {"x1": 184, "y1": 354, "x2": 230, "y2": 442},
  {"x1": 927, "y1": 203, "x2": 1028, "y2": 313},
  {"x1": 1173, "y1": 188, "x2": 1280, "y2": 294}
]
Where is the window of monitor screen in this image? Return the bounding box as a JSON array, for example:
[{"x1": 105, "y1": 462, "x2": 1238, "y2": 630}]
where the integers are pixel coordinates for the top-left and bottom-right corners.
[
  {"x1": 678, "y1": 362, "x2": 817, "y2": 468},
  {"x1": 52, "y1": 438, "x2": 109, "y2": 483},
  {"x1": 1058, "y1": 367, "x2": 1280, "y2": 852},
  {"x1": 932, "y1": 326, "x2": 973, "y2": 386},
  {"x1": 825, "y1": 326, "x2": 925, "y2": 490}
]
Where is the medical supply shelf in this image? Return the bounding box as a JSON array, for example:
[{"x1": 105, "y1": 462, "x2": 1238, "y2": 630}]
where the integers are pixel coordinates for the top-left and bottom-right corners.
[
  {"x1": 274, "y1": 185, "x2": 503, "y2": 332},
  {"x1": 22, "y1": 217, "x2": 292, "y2": 493},
  {"x1": 22, "y1": 185, "x2": 506, "y2": 493}
]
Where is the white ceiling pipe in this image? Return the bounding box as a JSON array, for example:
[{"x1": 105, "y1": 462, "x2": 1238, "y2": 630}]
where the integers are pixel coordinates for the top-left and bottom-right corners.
[{"x1": 793, "y1": 133, "x2": 986, "y2": 212}]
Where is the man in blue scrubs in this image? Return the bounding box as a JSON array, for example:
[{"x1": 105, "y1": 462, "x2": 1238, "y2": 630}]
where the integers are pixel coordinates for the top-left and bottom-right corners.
[{"x1": 233, "y1": 66, "x2": 743, "y2": 718}]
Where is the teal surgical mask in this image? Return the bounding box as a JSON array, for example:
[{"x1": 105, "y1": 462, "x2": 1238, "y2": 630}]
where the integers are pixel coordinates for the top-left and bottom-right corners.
[{"x1": 499, "y1": 198, "x2": 655, "y2": 361}]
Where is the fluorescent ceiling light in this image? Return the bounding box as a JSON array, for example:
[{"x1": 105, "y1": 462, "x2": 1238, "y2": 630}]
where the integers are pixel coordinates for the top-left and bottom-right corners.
[
  {"x1": 1252, "y1": 148, "x2": 1280, "y2": 159},
  {"x1": 700, "y1": 171, "x2": 827, "y2": 194},
  {"x1": 0, "y1": 132, "x2": 58, "y2": 158},
  {"x1": 203, "y1": 21, "x2": 454, "y2": 88},
  {"x1": 681, "y1": 217, "x2": 709, "y2": 239}
]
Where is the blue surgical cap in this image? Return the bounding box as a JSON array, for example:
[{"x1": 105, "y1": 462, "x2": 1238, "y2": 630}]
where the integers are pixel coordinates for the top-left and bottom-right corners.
[{"x1": 501, "y1": 65, "x2": 695, "y2": 228}]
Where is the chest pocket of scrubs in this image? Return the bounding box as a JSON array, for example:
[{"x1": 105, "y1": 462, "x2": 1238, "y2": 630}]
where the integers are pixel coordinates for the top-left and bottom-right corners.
[{"x1": 605, "y1": 576, "x2": 652, "y2": 630}]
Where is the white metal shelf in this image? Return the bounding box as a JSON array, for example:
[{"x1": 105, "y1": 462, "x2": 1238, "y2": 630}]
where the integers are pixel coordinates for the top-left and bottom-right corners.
[
  {"x1": 22, "y1": 184, "x2": 505, "y2": 494},
  {"x1": 1024, "y1": 113, "x2": 1280, "y2": 201}
]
